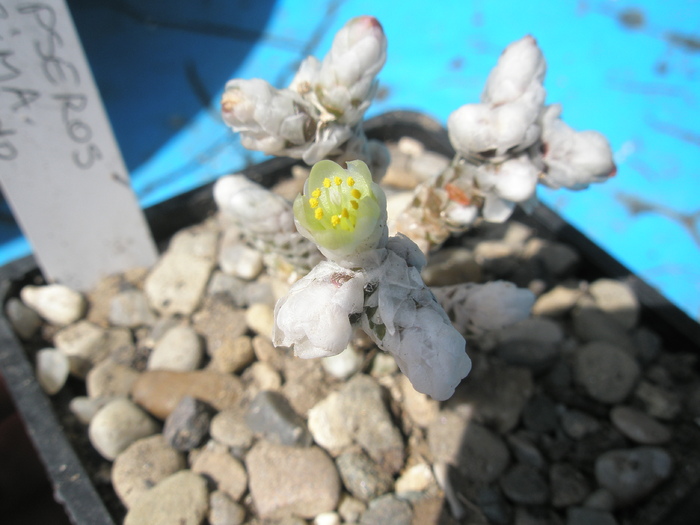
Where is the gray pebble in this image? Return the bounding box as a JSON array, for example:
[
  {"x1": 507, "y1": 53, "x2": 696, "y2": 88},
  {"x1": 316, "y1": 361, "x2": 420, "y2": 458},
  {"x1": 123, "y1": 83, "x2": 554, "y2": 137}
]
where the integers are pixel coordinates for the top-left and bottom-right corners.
[
  {"x1": 428, "y1": 413, "x2": 510, "y2": 483},
  {"x1": 5, "y1": 297, "x2": 42, "y2": 339},
  {"x1": 609, "y1": 406, "x2": 671, "y2": 445},
  {"x1": 566, "y1": 506, "x2": 618, "y2": 525},
  {"x1": 574, "y1": 342, "x2": 640, "y2": 404},
  {"x1": 549, "y1": 463, "x2": 591, "y2": 508},
  {"x1": 560, "y1": 409, "x2": 601, "y2": 440},
  {"x1": 360, "y1": 494, "x2": 412, "y2": 525},
  {"x1": 595, "y1": 447, "x2": 673, "y2": 506},
  {"x1": 109, "y1": 289, "x2": 156, "y2": 328},
  {"x1": 336, "y1": 450, "x2": 394, "y2": 501},
  {"x1": 500, "y1": 463, "x2": 549, "y2": 505},
  {"x1": 163, "y1": 396, "x2": 215, "y2": 451},
  {"x1": 246, "y1": 390, "x2": 312, "y2": 447},
  {"x1": 210, "y1": 408, "x2": 254, "y2": 454}
]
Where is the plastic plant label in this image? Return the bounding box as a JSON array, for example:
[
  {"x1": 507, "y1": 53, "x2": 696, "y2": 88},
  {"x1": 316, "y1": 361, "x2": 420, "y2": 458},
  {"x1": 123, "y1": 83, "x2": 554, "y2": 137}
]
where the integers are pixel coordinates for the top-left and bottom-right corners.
[{"x1": 0, "y1": 0, "x2": 156, "y2": 290}]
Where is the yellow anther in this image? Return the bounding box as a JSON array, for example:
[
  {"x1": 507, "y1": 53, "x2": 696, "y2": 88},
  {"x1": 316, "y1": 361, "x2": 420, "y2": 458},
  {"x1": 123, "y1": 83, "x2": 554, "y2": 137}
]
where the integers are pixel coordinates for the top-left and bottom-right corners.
[
  {"x1": 323, "y1": 178, "x2": 331, "y2": 188},
  {"x1": 346, "y1": 177, "x2": 355, "y2": 187},
  {"x1": 334, "y1": 176, "x2": 343, "y2": 186},
  {"x1": 351, "y1": 189, "x2": 361, "y2": 199},
  {"x1": 341, "y1": 208, "x2": 349, "y2": 218},
  {"x1": 350, "y1": 200, "x2": 359, "y2": 210},
  {"x1": 309, "y1": 197, "x2": 319, "y2": 208},
  {"x1": 315, "y1": 208, "x2": 324, "y2": 220},
  {"x1": 331, "y1": 215, "x2": 340, "y2": 227},
  {"x1": 311, "y1": 188, "x2": 321, "y2": 198}
]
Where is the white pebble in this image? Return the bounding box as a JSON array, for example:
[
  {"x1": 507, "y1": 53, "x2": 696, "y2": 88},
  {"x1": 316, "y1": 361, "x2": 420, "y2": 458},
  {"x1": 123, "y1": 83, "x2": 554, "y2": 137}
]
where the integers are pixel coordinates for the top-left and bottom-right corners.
[
  {"x1": 89, "y1": 398, "x2": 159, "y2": 460},
  {"x1": 321, "y1": 345, "x2": 363, "y2": 380},
  {"x1": 35, "y1": 348, "x2": 70, "y2": 395},
  {"x1": 20, "y1": 284, "x2": 85, "y2": 326},
  {"x1": 147, "y1": 325, "x2": 203, "y2": 371}
]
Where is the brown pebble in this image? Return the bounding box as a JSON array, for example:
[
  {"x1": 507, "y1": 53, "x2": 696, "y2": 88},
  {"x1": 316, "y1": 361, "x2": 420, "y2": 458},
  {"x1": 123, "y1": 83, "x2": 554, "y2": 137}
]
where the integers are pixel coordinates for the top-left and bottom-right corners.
[{"x1": 131, "y1": 370, "x2": 243, "y2": 419}]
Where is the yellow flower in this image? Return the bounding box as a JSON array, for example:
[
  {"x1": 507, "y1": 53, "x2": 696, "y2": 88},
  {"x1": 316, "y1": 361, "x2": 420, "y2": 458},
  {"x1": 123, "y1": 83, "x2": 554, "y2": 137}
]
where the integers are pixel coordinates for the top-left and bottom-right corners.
[{"x1": 294, "y1": 160, "x2": 384, "y2": 254}]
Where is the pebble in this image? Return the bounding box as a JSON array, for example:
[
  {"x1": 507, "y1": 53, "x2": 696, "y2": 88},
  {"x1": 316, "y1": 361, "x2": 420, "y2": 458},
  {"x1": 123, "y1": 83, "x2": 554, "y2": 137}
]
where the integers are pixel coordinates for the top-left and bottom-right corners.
[
  {"x1": 522, "y1": 393, "x2": 559, "y2": 434},
  {"x1": 566, "y1": 506, "x2": 619, "y2": 525},
  {"x1": 549, "y1": 463, "x2": 591, "y2": 508},
  {"x1": 54, "y1": 320, "x2": 109, "y2": 377},
  {"x1": 218, "y1": 236, "x2": 264, "y2": 280},
  {"x1": 245, "y1": 390, "x2": 312, "y2": 447},
  {"x1": 360, "y1": 494, "x2": 413, "y2": 525},
  {"x1": 20, "y1": 283, "x2": 85, "y2": 326},
  {"x1": 209, "y1": 407, "x2": 254, "y2": 453},
  {"x1": 209, "y1": 490, "x2": 246, "y2": 525},
  {"x1": 398, "y1": 375, "x2": 439, "y2": 428},
  {"x1": 634, "y1": 381, "x2": 682, "y2": 421},
  {"x1": 130, "y1": 369, "x2": 243, "y2": 419},
  {"x1": 35, "y1": 348, "x2": 70, "y2": 395},
  {"x1": 421, "y1": 247, "x2": 482, "y2": 286},
  {"x1": 595, "y1": 447, "x2": 673, "y2": 506},
  {"x1": 245, "y1": 361, "x2": 282, "y2": 392},
  {"x1": 588, "y1": 279, "x2": 639, "y2": 330},
  {"x1": 88, "y1": 397, "x2": 159, "y2": 460},
  {"x1": 191, "y1": 441, "x2": 248, "y2": 501},
  {"x1": 282, "y1": 356, "x2": 332, "y2": 416},
  {"x1": 583, "y1": 488, "x2": 616, "y2": 512},
  {"x1": 321, "y1": 344, "x2": 363, "y2": 380},
  {"x1": 245, "y1": 302, "x2": 275, "y2": 339},
  {"x1": 69, "y1": 396, "x2": 111, "y2": 424},
  {"x1": 573, "y1": 342, "x2": 640, "y2": 404},
  {"x1": 394, "y1": 463, "x2": 435, "y2": 496},
  {"x1": 428, "y1": 414, "x2": 510, "y2": 483},
  {"x1": 337, "y1": 494, "x2": 366, "y2": 523},
  {"x1": 609, "y1": 406, "x2": 671, "y2": 445},
  {"x1": 500, "y1": 463, "x2": 549, "y2": 505},
  {"x1": 336, "y1": 450, "x2": 394, "y2": 501},
  {"x1": 252, "y1": 334, "x2": 285, "y2": 369},
  {"x1": 208, "y1": 335, "x2": 254, "y2": 374},
  {"x1": 314, "y1": 511, "x2": 341, "y2": 525},
  {"x1": 334, "y1": 374, "x2": 405, "y2": 474},
  {"x1": 163, "y1": 396, "x2": 215, "y2": 451},
  {"x1": 451, "y1": 361, "x2": 533, "y2": 433},
  {"x1": 191, "y1": 296, "x2": 248, "y2": 354},
  {"x1": 123, "y1": 470, "x2": 208, "y2": 525},
  {"x1": 496, "y1": 318, "x2": 563, "y2": 372},
  {"x1": 369, "y1": 352, "x2": 398, "y2": 377},
  {"x1": 560, "y1": 409, "x2": 602, "y2": 440},
  {"x1": 506, "y1": 433, "x2": 546, "y2": 470},
  {"x1": 308, "y1": 391, "x2": 355, "y2": 454},
  {"x1": 86, "y1": 359, "x2": 140, "y2": 398},
  {"x1": 111, "y1": 434, "x2": 185, "y2": 508},
  {"x1": 474, "y1": 485, "x2": 511, "y2": 525},
  {"x1": 572, "y1": 306, "x2": 633, "y2": 350},
  {"x1": 531, "y1": 284, "x2": 582, "y2": 318},
  {"x1": 246, "y1": 440, "x2": 341, "y2": 518},
  {"x1": 5, "y1": 297, "x2": 42, "y2": 339},
  {"x1": 109, "y1": 289, "x2": 156, "y2": 328},
  {"x1": 147, "y1": 324, "x2": 203, "y2": 372},
  {"x1": 143, "y1": 226, "x2": 218, "y2": 316},
  {"x1": 526, "y1": 238, "x2": 580, "y2": 276},
  {"x1": 207, "y1": 271, "x2": 248, "y2": 307}
]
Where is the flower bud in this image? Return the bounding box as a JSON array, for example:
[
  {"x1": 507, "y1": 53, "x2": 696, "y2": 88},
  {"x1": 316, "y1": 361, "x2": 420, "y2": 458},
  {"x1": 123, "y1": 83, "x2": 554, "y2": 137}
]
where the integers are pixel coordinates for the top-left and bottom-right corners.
[
  {"x1": 221, "y1": 79, "x2": 315, "y2": 156},
  {"x1": 316, "y1": 16, "x2": 388, "y2": 123},
  {"x1": 538, "y1": 104, "x2": 616, "y2": 190}
]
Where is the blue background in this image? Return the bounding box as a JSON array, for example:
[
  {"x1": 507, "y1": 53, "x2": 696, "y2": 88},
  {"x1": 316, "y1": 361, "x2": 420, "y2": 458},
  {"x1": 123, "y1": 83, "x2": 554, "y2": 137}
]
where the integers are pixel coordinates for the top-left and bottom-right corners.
[{"x1": 2, "y1": 0, "x2": 699, "y2": 322}]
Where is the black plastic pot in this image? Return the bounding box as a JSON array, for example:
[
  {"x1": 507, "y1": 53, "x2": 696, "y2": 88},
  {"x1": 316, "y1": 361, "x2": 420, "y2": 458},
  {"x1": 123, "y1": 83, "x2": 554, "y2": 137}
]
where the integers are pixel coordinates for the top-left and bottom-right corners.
[{"x1": 1, "y1": 111, "x2": 698, "y2": 524}]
